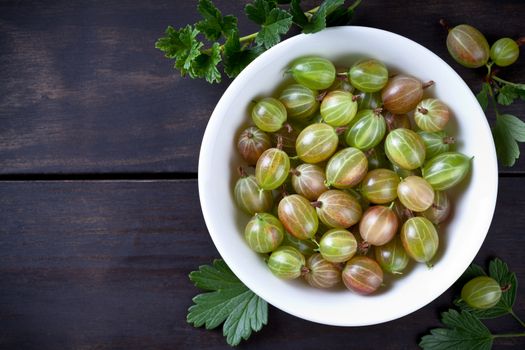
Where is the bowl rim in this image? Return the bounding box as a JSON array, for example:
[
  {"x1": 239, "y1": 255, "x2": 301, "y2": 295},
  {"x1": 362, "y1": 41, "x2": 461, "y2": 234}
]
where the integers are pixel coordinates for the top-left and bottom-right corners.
[{"x1": 198, "y1": 26, "x2": 499, "y2": 326}]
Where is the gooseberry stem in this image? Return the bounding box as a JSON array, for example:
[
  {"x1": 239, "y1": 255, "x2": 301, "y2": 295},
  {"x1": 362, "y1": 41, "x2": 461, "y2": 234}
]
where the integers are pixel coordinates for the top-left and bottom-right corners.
[
  {"x1": 509, "y1": 309, "x2": 525, "y2": 329},
  {"x1": 492, "y1": 332, "x2": 525, "y2": 339},
  {"x1": 492, "y1": 75, "x2": 523, "y2": 88}
]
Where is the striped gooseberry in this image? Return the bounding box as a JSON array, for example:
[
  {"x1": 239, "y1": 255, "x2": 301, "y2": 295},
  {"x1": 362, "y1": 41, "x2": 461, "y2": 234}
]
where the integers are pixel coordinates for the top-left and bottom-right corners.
[
  {"x1": 342, "y1": 256, "x2": 383, "y2": 295},
  {"x1": 375, "y1": 236, "x2": 410, "y2": 274},
  {"x1": 381, "y1": 75, "x2": 433, "y2": 114},
  {"x1": 320, "y1": 90, "x2": 358, "y2": 126},
  {"x1": 418, "y1": 130, "x2": 455, "y2": 160},
  {"x1": 279, "y1": 84, "x2": 319, "y2": 121},
  {"x1": 313, "y1": 190, "x2": 362, "y2": 228},
  {"x1": 278, "y1": 194, "x2": 319, "y2": 240},
  {"x1": 360, "y1": 168, "x2": 400, "y2": 204},
  {"x1": 414, "y1": 98, "x2": 450, "y2": 132},
  {"x1": 296, "y1": 123, "x2": 339, "y2": 163},
  {"x1": 422, "y1": 190, "x2": 451, "y2": 225},
  {"x1": 391, "y1": 163, "x2": 422, "y2": 178},
  {"x1": 291, "y1": 164, "x2": 328, "y2": 201},
  {"x1": 345, "y1": 108, "x2": 386, "y2": 151},
  {"x1": 490, "y1": 38, "x2": 520, "y2": 67},
  {"x1": 461, "y1": 276, "x2": 502, "y2": 309},
  {"x1": 359, "y1": 205, "x2": 398, "y2": 246},
  {"x1": 447, "y1": 24, "x2": 489, "y2": 68},
  {"x1": 391, "y1": 199, "x2": 413, "y2": 224},
  {"x1": 401, "y1": 217, "x2": 439, "y2": 265},
  {"x1": 422, "y1": 152, "x2": 471, "y2": 191},
  {"x1": 251, "y1": 97, "x2": 287, "y2": 132},
  {"x1": 325, "y1": 147, "x2": 368, "y2": 189},
  {"x1": 234, "y1": 168, "x2": 273, "y2": 215},
  {"x1": 244, "y1": 213, "x2": 284, "y2": 253},
  {"x1": 385, "y1": 128, "x2": 426, "y2": 170},
  {"x1": 303, "y1": 253, "x2": 341, "y2": 288},
  {"x1": 349, "y1": 58, "x2": 389, "y2": 93},
  {"x1": 288, "y1": 56, "x2": 336, "y2": 90},
  {"x1": 267, "y1": 246, "x2": 306, "y2": 279},
  {"x1": 319, "y1": 228, "x2": 358, "y2": 263},
  {"x1": 255, "y1": 143, "x2": 290, "y2": 190},
  {"x1": 397, "y1": 176, "x2": 435, "y2": 212},
  {"x1": 237, "y1": 126, "x2": 272, "y2": 165}
]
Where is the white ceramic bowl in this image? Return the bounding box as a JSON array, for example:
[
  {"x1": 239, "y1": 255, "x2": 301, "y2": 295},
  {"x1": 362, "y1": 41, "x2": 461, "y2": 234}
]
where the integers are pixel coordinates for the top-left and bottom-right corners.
[{"x1": 198, "y1": 26, "x2": 498, "y2": 326}]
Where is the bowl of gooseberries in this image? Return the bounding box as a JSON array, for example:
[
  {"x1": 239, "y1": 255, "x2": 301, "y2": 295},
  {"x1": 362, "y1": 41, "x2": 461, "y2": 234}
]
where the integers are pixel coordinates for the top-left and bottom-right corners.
[{"x1": 198, "y1": 26, "x2": 498, "y2": 326}]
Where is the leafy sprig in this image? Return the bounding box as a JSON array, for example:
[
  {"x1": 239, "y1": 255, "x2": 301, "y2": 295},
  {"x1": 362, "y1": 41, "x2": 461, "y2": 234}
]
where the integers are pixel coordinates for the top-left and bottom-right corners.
[
  {"x1": 476, "y1": 63, "x2": 525, "y2": 167},
  {"x1": 155, "y1": 0, "x2": 361, "y2": 83},
  {"x1": 420, "y1": 258, "x2": 525, "y2": 349},
  {"x1": 187, "y1": 259, "x2": 268, "y2": 346}
]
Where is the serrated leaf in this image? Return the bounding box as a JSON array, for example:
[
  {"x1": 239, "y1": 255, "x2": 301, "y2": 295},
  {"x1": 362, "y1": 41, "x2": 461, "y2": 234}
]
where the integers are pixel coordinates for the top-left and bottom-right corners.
[
  {"x1": 497, "y1": 85, "x2": 518, "y2": 105},
  {"x1": 493, "y1": 115, "x2": 520, "y2": 167},
  {"x1": 325, "y1": 5, "x2": 355, "y2": 27},
  {"x1": 186, "y1": 259, "x2": 268, "y2": 347},
  {"x1": 290, "y1": 0, "x2": 309, "y2": 27},
  {"x1": 455, "y1": 258, "x2": 518, "y2": 319},
  {"x1": 195, "y1": 0, "x2": 237, "y2": 41},
  {"x1": 223, "y1": 29, "x2": 263, "y2": 78},
  {"x1": 155, "y1": 25, "x2": 203, "y2": 76},
  {"x1": 189, "y1": 259, "x2": 241, "y2": 291},
  {"x1": 420, "y1": 309, "x2": 493, "y2": 350},
  {"x1": 255, "y1": 7, "x2": 293, "y2": 48},
  {"x1": 245, "y1": 0, "x2": 277, "y2": 25},
  {"x1": 190, "y1": 42, "x2": 222, "y2": 83},
  {"x1": 500, "y1": 114, "x2": 525, "y2": 142},
  {"x1": 476, "y1": 82, "x2": 491, "y2": 111}
]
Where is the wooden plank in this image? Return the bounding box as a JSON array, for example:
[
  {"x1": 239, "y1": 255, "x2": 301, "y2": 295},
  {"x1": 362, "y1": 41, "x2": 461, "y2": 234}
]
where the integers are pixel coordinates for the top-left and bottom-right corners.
[
  {"x1": 0, "y1": 0, "x2": 524, "y2": 174},
  {"x1": 0, "y1": 179, "x2": 524, "y2": 349}
]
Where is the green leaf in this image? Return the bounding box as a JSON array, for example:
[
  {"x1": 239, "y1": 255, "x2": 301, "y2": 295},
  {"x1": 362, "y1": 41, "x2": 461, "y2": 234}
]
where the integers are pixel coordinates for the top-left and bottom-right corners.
[
  {"x1": 500, "y1": 114, "x2": 525, "y2": 142},
  {"x1": 497, "y1": 85, "x2": 518, "y2": 106},
  {"x1": 325, "y1": 5, "x2": 356, "y2": 27},
  {"x1": 419, "y1": 309, "x2": 493, "y2": 350},
  {"x1": 187, "y1": 259, "x2": 268, "y2": 347},
  {"x1": 223, "y1": 29, "x2": 263, "y2": 78},
  {"x1": 195, "y1": 0, "x2": 238, "y2": 41},
  {"x1": 492, "y1": 114, "x2": 523, "y2": 167},
  {"x1": 155, "y1": 25, "x2": 203, "y2": 76},
  {"x1": 476, "y1": 83, "x2": 491, "y2": 111},
  {"x1": 257, "y1": 8, "x2": 293, "y2": 48},
  {"x1": 455, "y1": 263, "x2": 486, "y2": 288},
  {"x1": 245, "y1": 0, "x2": 277, "y2": 25},
  {"x1": 190, "y1": 42, "x2": 222, "y2": 83},
  {"x1": 455, "y1": 258, "x2": 518, "y2": 319},
  {"x1": 290, "y1": 0, "x2": 309, "y2": 27}
]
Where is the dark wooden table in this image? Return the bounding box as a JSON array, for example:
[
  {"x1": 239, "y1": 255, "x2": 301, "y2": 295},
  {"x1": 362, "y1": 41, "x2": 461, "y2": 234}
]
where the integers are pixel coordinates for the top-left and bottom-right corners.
[{"x1": 1, "y1": 1, "x2": 524, "y2": 349}]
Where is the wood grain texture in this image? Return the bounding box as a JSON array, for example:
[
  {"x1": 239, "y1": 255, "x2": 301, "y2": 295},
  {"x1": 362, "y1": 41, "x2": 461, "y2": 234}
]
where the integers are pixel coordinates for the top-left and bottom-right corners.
[
  {"x1": 0, "y1": 0, "x2": 524, "y2": 174},
  {"x1": 0, "y1": 179, "x2": 524, "y2": 349}
]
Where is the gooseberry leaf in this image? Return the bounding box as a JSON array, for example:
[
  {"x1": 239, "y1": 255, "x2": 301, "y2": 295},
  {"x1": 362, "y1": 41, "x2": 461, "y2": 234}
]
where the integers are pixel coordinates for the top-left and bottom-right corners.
[
  {"x1": 492, "y1": 114, "x2": 525, "y2": 167},
  {"x1": 290, "y1": 0, "x2": 345, "y2": 34},
  {"x1": 476, "y1": 82, "x2": 490, "y2": 111},
  {"x1": 497, "y1": 83, "x2": 525, "y2": 105},
  {"x1": 419, "y1": 309, "x2": 493, "y2": 350},
  {"x1": 257, "y1": 8, "x2": 293, "y2": 48},
  {"x1": 155, "y1": 25, "x2": 203, "y2": 76},
  {"x1": 190, "y1": 42, "x2": 222, "y2": 83},
  {"x1": 454, "y1": 258, "x2": 518, "y2": 319},
  {"x1": 245, "y1": 0, "x2": 277, "y2": 25},
  {"x1": 195, "y1": 0, "x2": 238, "y2": 41},
  {"x1": 223, "y1": 29, "x2": 263, "y2": 78},
  {"x1": 187, "y1": 259, "x2": 268, "y2": 347}
]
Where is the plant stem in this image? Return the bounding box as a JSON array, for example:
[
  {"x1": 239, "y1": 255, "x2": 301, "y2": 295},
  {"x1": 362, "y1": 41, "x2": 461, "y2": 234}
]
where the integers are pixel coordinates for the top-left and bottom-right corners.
[
  {"x1": 509, "y1": 309, "x2": 525, "y2": 329},
  {"x1": 239, "y1": 32, "x2": 258, "y2": 44},
  {"x1": 492, "y1": 332, "x2": 525, "y2": 339},
  {"x1": 487, "y1": 83, "x2": 501, "y2": 119},
  {"x1": 349, "y1": 0, "x2": 362, "y2": 11},
  {"x1": 493, "y1": 75, "x2": 523, "y2": 88}
]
